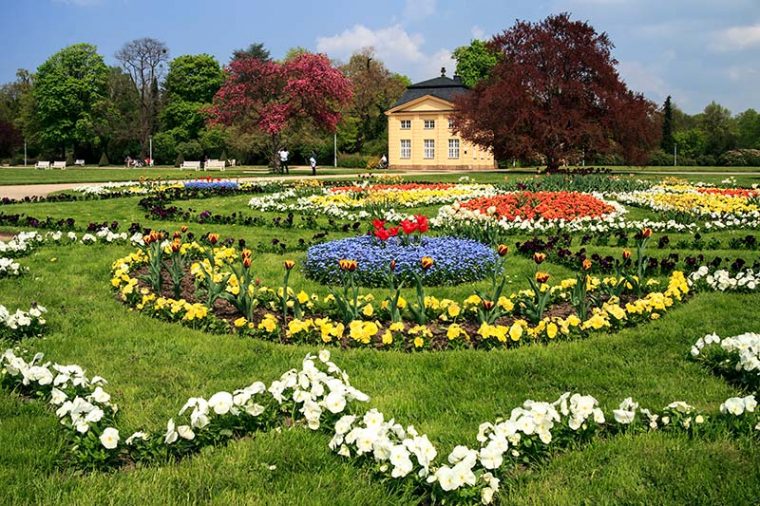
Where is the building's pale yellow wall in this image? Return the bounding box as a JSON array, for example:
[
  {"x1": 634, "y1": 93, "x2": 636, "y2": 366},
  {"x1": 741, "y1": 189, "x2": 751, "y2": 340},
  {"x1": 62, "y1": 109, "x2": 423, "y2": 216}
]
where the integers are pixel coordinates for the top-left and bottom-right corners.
[{"x1": 386, "y1": 96, "x2": 495, "y2": 170}]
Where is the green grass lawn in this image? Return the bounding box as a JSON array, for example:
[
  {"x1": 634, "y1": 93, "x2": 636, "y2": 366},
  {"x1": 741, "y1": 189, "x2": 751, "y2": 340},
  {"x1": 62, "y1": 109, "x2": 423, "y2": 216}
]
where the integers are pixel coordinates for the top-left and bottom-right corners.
[
  {"x1": 0, "y1": 165, "x2": 367, "y2": 186},
  {"x1": 1, "y1": 171, "x2": 760, "y2": 505}
]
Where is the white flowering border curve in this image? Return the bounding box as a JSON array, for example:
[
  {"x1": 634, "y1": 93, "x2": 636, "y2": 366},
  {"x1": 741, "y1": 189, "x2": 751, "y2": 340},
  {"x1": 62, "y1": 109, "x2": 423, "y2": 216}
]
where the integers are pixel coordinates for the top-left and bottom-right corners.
[
  {"x1": 2, "y1": 344, "x2": 759, "y2": 505},
  {"x1": 0, "y1": 229, "x2": 133, "y2": 258},
  {"x1": 688, "y1": 266, "x2": 759, "y2": 292},
  {"x1": 0, "y1": 303, "x2": 47, "y2": 339}
]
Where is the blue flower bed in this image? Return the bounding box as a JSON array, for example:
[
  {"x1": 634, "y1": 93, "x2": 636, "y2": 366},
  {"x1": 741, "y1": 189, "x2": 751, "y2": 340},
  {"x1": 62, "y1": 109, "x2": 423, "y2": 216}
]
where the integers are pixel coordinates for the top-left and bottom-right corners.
[
  {"x1": 183, "y1": 181, "x2": 240, "y2": 190},
  {"x1": 304, "y1": 235, "x2": 497, "y2": 286}
]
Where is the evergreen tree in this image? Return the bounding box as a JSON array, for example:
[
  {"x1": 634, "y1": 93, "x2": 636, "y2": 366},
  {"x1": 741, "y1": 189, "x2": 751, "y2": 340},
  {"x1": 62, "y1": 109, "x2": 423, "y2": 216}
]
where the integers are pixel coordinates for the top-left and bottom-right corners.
[{"x1": 661, "y1": 96, "x2": 674, "y2": 153}]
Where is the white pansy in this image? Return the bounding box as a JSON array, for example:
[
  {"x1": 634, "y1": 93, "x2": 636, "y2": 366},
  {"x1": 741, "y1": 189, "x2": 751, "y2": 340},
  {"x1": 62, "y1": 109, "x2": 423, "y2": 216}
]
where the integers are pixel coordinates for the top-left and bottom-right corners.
[{"x1": 99, "y1": 427, "x2": 119, "y2": 449}]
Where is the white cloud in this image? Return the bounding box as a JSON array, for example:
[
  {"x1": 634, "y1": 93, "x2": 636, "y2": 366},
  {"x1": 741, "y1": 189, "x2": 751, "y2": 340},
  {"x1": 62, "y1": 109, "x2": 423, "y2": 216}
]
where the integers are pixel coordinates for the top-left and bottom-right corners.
[
  {"x1": 403, "y1": 0, "x2": 436, "y2": 21},
  {"x1": 317, "y1": 24, "x2": 425, "y2": 64},
  {"x1": 617, "y1": 60, "x2": 670, "y2": 100},
  {"x1": 712, "y1": 23, "x2": 760, "y2": 51},
  {"x1": 316, "y1": 24, "x2": 453, "y2": 81}
]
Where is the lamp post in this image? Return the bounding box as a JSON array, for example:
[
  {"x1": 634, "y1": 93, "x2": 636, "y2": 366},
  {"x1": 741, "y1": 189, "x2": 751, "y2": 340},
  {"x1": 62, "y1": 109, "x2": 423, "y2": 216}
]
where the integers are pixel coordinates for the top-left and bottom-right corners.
[
  {"x1": 333, "y1": 132, "x2": 337, "y2": 168},
  {"x1": 149, "y1": 136, "x2": 153, "y2": 167},
  {"x1": 674, "y1": 143, "x2": 678, "y2": 167},
  {"x1": 24, "y1": 141, "x2": 27, "y2": 167}
]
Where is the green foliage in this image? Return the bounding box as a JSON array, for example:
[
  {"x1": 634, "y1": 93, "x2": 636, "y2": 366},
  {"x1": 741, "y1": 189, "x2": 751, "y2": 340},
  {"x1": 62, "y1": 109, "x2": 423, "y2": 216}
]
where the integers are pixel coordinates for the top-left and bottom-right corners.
[
  {"x1": 152, "y1": 131, "x2": 178, "y2": 164},
  {"x1": 165, "y1": 54, "x2": 223, "y2": 104},
  {"x1": 32, "y1": 43, "x2": 109, "y2": 153},
  {"x1": 199, "y1": 126, "x2": 228, "y2": 158},
  {"x1": 65, "y1": 151, "x2": 75, "y2": 166},
  {"x1": 452, "y1": 39, "x2": 500, "y2": 88},
  {"x1": 336, "y1": 153, "x2": 371, "y2": 168},
  {"x1": 175, "y1": 152, "x2": 185, "y2": 167},
  {"x1": 232, "y1": 42, "x2": 271, "y2": 62},
  {"x1": 176, "y1": 140, "x2": 202, "y2": 160},
  {"x1": 735, "y1": 109, "x2": 760, "y2": 149},
  {"x1": 98, "y1": 152, "x2": 109, "y2": 166},
  {"x1": 700, "y1": 102, "x2": 736, "y2": 156},
  {"x1": 661, "y1": 96, "x2": 674, "y2": 153}
]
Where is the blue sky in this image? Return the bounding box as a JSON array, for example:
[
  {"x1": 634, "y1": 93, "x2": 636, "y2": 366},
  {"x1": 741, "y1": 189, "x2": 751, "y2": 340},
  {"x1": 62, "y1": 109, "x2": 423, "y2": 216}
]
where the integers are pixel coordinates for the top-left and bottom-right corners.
[{"x1": 1, "y1": 0, "x2": 759, "y2": 114}]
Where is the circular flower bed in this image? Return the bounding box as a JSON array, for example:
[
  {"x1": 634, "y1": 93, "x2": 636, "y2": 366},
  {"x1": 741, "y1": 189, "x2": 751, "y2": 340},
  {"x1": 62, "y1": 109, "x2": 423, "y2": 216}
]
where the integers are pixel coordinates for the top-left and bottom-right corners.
[
  {"x1": 459, "y1": 191, "x2": 616, "y2": 221},
  {"x1": 304, "y1": 235, "x2": 497, "y2": 286}
]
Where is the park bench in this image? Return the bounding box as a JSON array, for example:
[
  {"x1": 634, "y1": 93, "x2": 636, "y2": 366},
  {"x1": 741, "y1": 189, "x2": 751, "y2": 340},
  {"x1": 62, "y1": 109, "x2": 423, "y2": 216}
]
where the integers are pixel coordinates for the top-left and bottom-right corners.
[
  {"x1": 180, "y1": 161, "x2": 201, "y2": 171},
  {"x1": 74, "y1": 159, "x2": 85, "y2": 166},
  {"x1": 52, "y1": 161, "x2": 67, "y2": 170},
  {"x1": 204, "y1": 159, "x2": 226, "y2": 171},
  {"x1": 35, "y1": 161, "x2": 51, "y2": 170},
  {"x1": 228, "y1": 159, "x2": 236, "y2": 167}
]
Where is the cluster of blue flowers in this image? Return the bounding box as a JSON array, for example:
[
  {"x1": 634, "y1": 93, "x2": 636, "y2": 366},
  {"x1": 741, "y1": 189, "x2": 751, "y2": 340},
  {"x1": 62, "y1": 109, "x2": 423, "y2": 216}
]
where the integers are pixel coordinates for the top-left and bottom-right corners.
[
  {"x1": 304, "y1": 235, "x2": 497, "y2": 286},
  {"x1": 182, "y1": 181, "x2": 240, "y2": 190}
]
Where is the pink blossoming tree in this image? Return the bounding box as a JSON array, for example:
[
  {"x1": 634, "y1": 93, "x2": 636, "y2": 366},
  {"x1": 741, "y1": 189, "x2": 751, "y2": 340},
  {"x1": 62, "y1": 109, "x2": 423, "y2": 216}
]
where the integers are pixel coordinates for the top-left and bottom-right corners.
[{"x1": 207, "y1": 53, "x2": 353, "y2": 171}]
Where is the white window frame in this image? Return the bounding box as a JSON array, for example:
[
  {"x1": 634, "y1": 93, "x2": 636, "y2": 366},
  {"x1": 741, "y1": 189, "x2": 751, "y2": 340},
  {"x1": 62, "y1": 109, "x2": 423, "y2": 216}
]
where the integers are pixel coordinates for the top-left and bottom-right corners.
[
  {"x1": 448, "y1": 139, "x2": 460, "y2": 159},
  {"x1": 424, "y1": 119, "x2": 435, "y2": 130},
  {"x1": 400, "y1": 139, "x2": 411, "y2": 159},
  {"x1": 424, "y1": 139, "x2": 435, "y2": 159},
  {"x1": 400, "y1": 119, "x2": 411, "y2": 130}
]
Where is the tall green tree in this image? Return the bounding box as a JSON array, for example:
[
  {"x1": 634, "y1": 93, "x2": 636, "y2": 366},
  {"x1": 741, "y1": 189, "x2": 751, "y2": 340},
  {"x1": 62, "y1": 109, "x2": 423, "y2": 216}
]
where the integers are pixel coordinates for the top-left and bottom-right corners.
[
  {"x1": 31, "y1": 43, "x2": 109, "y2": 156},
  {"x1": 735, "y1": 109, "x2": 760, "y2": 149},
  {"x1": 700, "y1": 101, "x2": 736, "y2": 156},
  {"x1": 93, "y1": 67, "x2": 141, "y2": 160},
  {"x1": 159, "y1": 54, "x2": 224, "y2": 159},
  {"x1": 661, "y1": 95, "x2": 674, "y2": 153},
  {"x1": 452, "y1": 39, "x2": 500, "y2": 88}
]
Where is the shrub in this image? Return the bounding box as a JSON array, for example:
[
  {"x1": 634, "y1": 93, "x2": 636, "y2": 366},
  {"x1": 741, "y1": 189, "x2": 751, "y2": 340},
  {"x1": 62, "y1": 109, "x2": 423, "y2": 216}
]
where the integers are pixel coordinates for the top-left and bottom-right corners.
[
  {"x1": 98, "y1": 152, "x2": 110, "y2": 167},
  {"x1": 719, "y1": 149, "x2": 760, "y2": 167},
  {"x1": 337, "y1": 153, "x2": 371, "y2": 168},
  {"x1": 65, "y1": 152, "x2": 75, "y2": 166},
  {"x1": 175, "y1": 153, "x2": 185, "y2": 168}
]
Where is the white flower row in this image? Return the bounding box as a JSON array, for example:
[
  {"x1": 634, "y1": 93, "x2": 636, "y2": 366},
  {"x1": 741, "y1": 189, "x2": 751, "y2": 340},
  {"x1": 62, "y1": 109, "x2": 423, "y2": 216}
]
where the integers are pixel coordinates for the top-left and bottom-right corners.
[
  {"x1": 0, "y1": 229, "x2": 131, "y2": 257},
  {"x1": 4, "y1": 340, "x2": 760, "y2": 503},
  {"x1": 0, "y1": 257, "x2": 22, "y2": 277},
  {"x1": 691, "y1": 332, "x2": 760, "y2": 380},
  {"x1": 248, "y1": 184, "x2": 502, "y2": 219},
  {"x1": 0, "y1": 303, "x2": 47, "y2": 339},
  {"x1": 688, "y1": 266, "x2": 759, "y2": 292}
]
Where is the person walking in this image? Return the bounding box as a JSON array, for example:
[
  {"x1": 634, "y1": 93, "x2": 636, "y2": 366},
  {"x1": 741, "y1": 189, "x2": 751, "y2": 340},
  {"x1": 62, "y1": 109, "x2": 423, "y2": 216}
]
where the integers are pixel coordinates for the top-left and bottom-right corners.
[
  {"x1": 278, "y1": 147, "x2": 289, "y2": 174},
  {"x1": 309, "y1": 153, "x2": 317, "y2": 176}
]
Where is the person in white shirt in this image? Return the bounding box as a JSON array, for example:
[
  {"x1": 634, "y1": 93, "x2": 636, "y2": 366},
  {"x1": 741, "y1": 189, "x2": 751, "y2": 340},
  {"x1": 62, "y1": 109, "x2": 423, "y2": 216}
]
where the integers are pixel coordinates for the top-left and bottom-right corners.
[
  {"x1": 380, "y1": 154, "x2": 388, "y2": 169},
  {"x1": 278, "y1": 148, "x2": 289, "y2": 174},
  {"x1": 309, "y1": 153, "x2": 317, "y2": 176}
]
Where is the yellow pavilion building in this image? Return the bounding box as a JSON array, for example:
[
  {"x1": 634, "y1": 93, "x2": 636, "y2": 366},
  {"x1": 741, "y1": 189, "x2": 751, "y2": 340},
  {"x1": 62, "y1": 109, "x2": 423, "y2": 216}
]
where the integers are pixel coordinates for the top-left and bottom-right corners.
[{"x1": 385, "y1": 69, "x2": 495, "y2": 170}]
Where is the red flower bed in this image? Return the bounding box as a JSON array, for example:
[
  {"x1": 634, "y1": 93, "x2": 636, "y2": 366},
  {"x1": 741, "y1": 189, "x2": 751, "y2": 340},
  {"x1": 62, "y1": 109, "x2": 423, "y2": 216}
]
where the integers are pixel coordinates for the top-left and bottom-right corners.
[
  {"x1": 460, "y1": 191, "x2": 615, "y2": 221},
  {"x1": 329, "y1": 183, "x2": 455, "y2": 193},
  {"x1": 697, "y1": 188, "x2": 760, "y2": 198}
]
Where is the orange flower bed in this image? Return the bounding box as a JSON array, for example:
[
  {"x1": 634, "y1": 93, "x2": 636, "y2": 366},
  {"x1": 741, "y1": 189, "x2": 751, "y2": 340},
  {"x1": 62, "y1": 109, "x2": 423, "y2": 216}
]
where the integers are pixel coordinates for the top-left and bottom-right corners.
[
  {"x1": 460, "y1": 191, "x2": 616, "y2": 221},
  {"x1": 697, "y1": 188, "x2": 760, "y2": 198},
  {"x1": 329, "y1": 183, "x2": 455, "y2": 193}
]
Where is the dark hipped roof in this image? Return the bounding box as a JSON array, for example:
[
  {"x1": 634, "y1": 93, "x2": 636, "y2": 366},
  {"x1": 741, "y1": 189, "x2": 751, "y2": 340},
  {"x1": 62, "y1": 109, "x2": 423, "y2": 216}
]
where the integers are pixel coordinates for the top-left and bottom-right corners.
[{"x1": 391, "y1": 72, "x2": 468, "y2": 109}]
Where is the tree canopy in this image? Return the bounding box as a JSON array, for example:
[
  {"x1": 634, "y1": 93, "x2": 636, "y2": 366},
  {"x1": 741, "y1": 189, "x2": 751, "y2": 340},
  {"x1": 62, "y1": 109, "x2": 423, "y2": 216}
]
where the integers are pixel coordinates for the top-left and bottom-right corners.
[
  {"x1": 207, "y1": 53, "x2": 352, "y2": 170},
  {"x1": 452, "y1": 13, "x2": 659, "y2": 169},
  {"x1": 32, "y1": 43, "x2": 109, "y2": 155},
  {"x1": 451, "y1": 39, "x2": 500, "y2": 88}
]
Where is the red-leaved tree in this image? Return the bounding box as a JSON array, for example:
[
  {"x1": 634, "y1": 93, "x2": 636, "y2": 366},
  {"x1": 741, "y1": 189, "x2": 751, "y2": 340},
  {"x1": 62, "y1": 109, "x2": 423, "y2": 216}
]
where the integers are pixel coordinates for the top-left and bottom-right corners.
[
  {"x1": 452, "y1": 13, "x2": 660, "y2": 170},
  {"x1": 207, "y1": 53, "x2": 352, "y2": 170}
]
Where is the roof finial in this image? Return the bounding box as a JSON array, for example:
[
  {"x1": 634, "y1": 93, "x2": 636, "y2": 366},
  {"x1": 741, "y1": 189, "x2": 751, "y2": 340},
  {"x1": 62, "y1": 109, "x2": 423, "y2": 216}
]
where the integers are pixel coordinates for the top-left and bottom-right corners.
[{"x1": 441, "y1": 66, "x2": 446, "y2": 77}]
